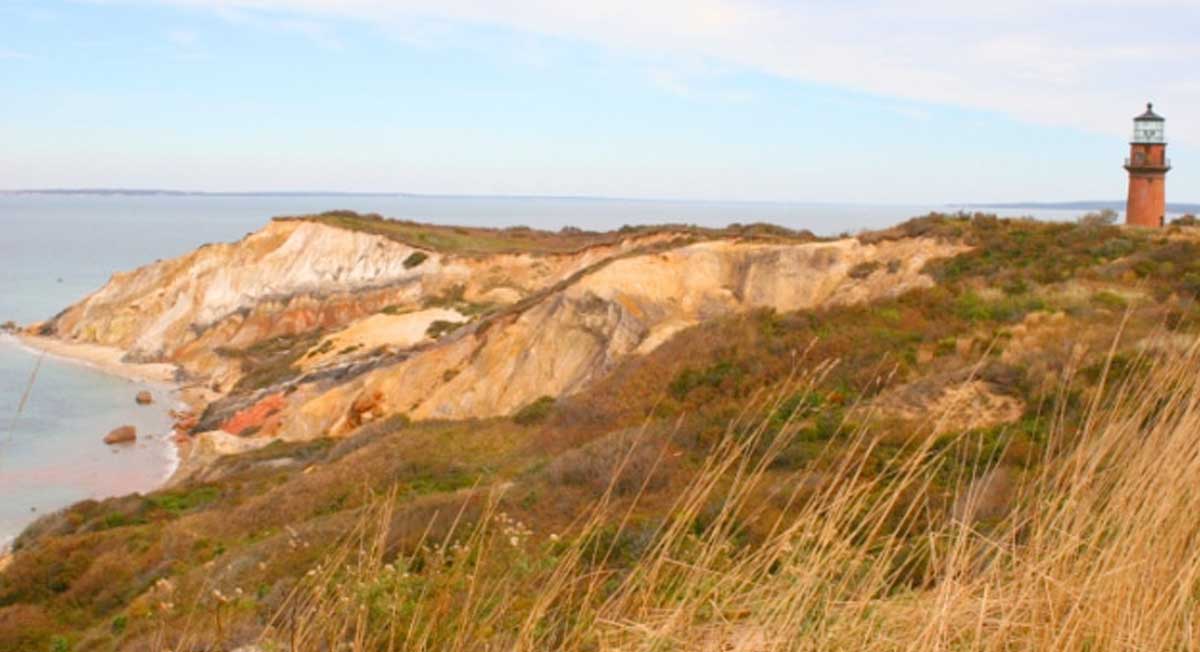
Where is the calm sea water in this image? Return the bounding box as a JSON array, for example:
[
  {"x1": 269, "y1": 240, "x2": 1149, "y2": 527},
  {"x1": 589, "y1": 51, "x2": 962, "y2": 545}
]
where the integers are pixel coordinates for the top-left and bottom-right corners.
[{"x1": 0, "y1": 193, "x2": 1090, "y2": 546}]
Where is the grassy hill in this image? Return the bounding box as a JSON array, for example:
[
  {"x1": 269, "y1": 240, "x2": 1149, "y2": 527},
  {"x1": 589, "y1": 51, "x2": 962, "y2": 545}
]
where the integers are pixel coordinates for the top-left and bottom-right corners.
[{"x1": 4, "y1": 213, "x2": 1200, "y2": 650}]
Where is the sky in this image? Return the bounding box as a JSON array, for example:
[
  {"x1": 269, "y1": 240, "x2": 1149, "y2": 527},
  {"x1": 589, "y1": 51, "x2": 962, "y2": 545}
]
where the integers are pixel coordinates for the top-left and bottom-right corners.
[{"x1": 1, "y1": 0, "x2": 1198, "y2": 203}]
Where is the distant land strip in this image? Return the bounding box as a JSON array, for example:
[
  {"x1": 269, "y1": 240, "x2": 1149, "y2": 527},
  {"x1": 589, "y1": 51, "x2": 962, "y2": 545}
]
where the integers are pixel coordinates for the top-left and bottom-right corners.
[
  {"x1": 7, "y1": 190, "x2": 1200, "y2": 214},
  {"x1": 961, "y1": 200, "x2": 1200, "y2": 213}
]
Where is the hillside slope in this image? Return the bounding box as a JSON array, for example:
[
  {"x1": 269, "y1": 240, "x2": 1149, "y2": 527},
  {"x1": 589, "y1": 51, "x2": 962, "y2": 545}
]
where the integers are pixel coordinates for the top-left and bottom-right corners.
[{"x1": 6, "y1": 213, "x2": 1200, "y2": 650}]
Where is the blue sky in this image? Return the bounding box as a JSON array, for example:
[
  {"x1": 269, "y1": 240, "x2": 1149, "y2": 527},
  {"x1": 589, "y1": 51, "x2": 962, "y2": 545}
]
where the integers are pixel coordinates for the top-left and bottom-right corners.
[{"x1": 1, "y1": 0, "x2": 1197, "y2": 202}]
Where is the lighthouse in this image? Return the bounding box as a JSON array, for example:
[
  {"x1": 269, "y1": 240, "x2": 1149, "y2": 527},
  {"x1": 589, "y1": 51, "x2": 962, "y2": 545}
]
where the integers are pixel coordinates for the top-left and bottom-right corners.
[{"x1": 1124, "y1": 103, "x2": 1170, "y2": 227}]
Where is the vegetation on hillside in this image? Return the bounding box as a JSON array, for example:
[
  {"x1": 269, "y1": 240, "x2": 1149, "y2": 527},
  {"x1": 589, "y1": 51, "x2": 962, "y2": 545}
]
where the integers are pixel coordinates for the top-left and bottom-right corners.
[
  {"x1": 4, "y1": 213, "x2": 1200, "y2": 650},
  {"x1": 268, "y1": 342, "x2": 1200, "y2": 651},
  {"x1": 280, "y1": 210, "x2": 816, "y2": 256}
]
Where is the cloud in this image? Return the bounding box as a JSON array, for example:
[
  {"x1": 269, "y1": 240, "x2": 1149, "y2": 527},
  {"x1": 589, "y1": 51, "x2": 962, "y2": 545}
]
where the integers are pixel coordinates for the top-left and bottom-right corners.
[
  {"x1": 111, "y1": 1, "x2": 1200, "y2": 142},
  {"x1": 0, "y1": 49, "x2": 34, "y2": 60}
]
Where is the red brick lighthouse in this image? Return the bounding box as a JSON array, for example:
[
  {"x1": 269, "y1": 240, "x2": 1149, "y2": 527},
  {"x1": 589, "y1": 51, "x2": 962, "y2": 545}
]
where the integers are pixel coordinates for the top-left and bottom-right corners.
[{"x1": 1124, "y1": 103, "x2": 1170, "y2": 227}]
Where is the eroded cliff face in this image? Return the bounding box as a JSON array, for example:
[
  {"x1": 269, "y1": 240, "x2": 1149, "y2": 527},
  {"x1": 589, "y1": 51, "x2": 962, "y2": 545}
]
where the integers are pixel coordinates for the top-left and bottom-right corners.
[
  {"x1": 43, "y1": 216, "x2": 967, "y2": 454},
  {"x1": 272, "y1": 236, "x2": 967, "y2": 439},
  {"x1": 46, "y1": 219, "x2": 668, "y2": 384}
]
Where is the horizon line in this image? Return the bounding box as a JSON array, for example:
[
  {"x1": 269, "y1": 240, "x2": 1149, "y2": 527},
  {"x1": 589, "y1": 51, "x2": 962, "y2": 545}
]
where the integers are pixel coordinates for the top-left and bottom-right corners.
[
  {"x1": 0, "y1": 188, "x2": 951, "y2": 206},
  {"x1": 7, "y1": 189, "x2": 1200, "y2": 211}
]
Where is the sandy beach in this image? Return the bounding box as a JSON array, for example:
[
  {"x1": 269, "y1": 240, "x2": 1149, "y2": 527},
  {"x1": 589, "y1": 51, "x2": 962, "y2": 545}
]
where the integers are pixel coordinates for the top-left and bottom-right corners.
[{"x1": 14, "y1": 334, "x2": 178, "y2": 384}]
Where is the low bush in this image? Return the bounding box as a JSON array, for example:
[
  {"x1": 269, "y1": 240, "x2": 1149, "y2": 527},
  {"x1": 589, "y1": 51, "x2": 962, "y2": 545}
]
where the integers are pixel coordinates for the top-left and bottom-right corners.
[
  {"x1": 545, "y1": 428, "x2": 667, "y2": 495},
  {"x1": 513, "y1": 396, "x2": 556, "y2": 425},
  {"x1": 148, "y1": 486, "x2": 220, "y2": 515},
  {"x1": 1078, "y1": 208, "x2": 1118, "y2": 227},
  {"x1": 425, "y1": 320, "x2": 463, "y2": 339},
  {"x1": 1091, "y1": 290, "x2": 1128, "y2": 310},
  {"x1": 403, "y1": 251, "x2": 429, "y2": 269}
]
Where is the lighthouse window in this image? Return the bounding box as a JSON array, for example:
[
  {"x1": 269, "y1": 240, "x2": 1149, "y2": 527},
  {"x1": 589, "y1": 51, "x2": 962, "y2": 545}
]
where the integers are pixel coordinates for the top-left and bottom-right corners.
[{"x1": 1135, "y1": 151, "x2": 1146, "y2": 164}]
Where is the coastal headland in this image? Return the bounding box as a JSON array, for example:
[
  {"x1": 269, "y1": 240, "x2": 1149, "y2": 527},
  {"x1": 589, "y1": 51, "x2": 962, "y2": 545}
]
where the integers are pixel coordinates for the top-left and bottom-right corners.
[{"x1": 5, "y1": 211, "x2": 1200, "y2": 648}]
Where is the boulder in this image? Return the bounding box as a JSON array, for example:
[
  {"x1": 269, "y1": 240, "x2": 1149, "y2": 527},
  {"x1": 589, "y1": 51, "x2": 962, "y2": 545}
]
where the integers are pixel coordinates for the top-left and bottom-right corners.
[
  {"x1": 104, "y1": 425, "x2": 137, "y2": 445},
  {"x1": 135, "y1": 390, "x2": 154, "y2": 405}
]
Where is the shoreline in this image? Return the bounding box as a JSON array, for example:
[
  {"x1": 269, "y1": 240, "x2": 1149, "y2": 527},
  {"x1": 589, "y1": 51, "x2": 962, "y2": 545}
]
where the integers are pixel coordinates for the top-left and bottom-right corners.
[
  {"x1": 7, "y1": 332, "x2": 211, "y2": 415},
  {"x1": 1, "y1": 333, "x2": 209, "y2": 511},
  {"x1": 12, "y1": 334, "x2": 178, "y2": 384}
]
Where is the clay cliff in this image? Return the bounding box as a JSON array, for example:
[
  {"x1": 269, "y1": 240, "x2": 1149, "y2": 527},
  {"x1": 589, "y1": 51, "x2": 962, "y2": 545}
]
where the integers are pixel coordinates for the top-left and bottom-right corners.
[
  {"x1": 36, "y1": 212, "x2": 965, "y2": 472},
  {"x1": 281, "y1": 236, "x2": 965, "y2": 439},
  {"x1": 44, "y1": 217, "x2": 677, "y2": 388}
]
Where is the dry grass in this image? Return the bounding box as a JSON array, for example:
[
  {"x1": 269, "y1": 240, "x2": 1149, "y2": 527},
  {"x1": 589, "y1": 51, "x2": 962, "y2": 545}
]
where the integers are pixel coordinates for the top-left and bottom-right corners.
[{"x1": 149, "y1": 332, "x2": 1200, "y2": 651}]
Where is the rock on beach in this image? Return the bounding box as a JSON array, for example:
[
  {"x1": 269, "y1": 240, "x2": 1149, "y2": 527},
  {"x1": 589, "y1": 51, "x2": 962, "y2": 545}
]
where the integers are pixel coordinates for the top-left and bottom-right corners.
[{"x1": 104, "y1": 425, "x2": 137, "y2": 445}]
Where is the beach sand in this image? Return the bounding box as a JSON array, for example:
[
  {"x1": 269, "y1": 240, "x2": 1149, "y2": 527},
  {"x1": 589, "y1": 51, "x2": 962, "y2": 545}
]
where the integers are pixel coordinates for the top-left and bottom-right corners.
[{"x1": 16, "y1": 334, "x2": 178, "y2": 384}]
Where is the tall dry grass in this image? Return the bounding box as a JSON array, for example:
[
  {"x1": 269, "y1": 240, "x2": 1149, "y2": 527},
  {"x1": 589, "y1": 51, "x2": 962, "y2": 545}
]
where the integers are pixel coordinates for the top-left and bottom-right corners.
[{"x1": 218, "y1": 334, "x2": 1200, "y2": 651}]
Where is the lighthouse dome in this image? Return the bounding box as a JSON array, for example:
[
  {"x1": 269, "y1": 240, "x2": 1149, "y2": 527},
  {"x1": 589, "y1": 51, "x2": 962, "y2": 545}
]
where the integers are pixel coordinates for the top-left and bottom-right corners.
[{"x1": 1133, "y1": 103, "x2": 1165, "y2": 143}]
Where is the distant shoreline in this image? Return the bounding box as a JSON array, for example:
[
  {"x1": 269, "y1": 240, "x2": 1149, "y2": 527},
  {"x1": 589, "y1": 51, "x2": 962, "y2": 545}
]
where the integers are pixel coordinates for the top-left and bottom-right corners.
[{"x1": 960, "y1": 201, "x2": 1200, "y2": 214}]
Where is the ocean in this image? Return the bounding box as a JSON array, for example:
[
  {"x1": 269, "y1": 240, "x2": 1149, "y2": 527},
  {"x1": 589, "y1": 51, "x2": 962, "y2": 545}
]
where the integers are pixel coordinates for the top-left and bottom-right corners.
[{"x1": 0, "y1": 193, "x2": 1091, "y2": 546}]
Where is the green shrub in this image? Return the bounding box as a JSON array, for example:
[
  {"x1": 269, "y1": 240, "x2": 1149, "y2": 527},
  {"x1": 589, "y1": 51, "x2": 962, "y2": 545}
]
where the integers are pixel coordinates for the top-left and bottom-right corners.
[
  {"x1": 876, "y1": 307, "x2": 901, "y2": 323},
  {"x1": 1091, "y1": 291, "x2": 1128, "y2": 310},
  {"x1": 424, "y1": 284, "x2": 466, "y2": 308},
  {"x1": 426, "y1": 320, "x2": 463, "y2": 339},
  {"x1": 954, "y1": 292, "x2": 991, "y2": 322},
  {"x1": 798, "y1": 408, "x2": 846, "y2": 442},
  {"x1": 770, "y1": 391, "x2": 824, "y2": 429},
  {"x1": 100, "y1": 513, "x2": 138, "y2": 530},
  {"x1": 955, "y1": 292, "x2": 1044, "y2": 323},
  {"x1": 669, "y1": 360, "x2": 745, "y2": 400},
  {"x1": 403, "y1": 251, "x2": 429, "y2": 269},
  {"x1": 936, "y1": 337, "x2": 957, "y2": 356},
  {"x1": 1183, "y1": 273, "x2": 1200, "y2": 297},
  {"x1": 1002, "y1": 278, "x2": 1029, "y2": 296},
  {"x1": 514, "y1": 396, "x2": 556, "y2": 425},
  {"x1": 147, "y1": 486, "x2": 219, "y2": 515},
  {"x1": 1094, "y1": 238, "x2": 1135, "y2": 259}
]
